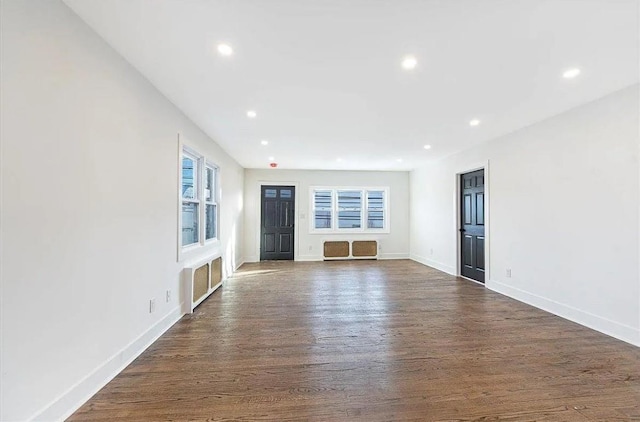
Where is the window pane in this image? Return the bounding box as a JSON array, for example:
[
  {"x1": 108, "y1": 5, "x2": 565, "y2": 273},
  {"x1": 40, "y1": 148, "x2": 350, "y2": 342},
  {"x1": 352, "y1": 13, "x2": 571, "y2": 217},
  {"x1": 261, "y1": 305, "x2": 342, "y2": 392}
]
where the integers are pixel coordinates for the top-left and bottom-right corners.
[
  {"x1": 182, "y1": 202, "x2": 199, "y2": 246},
  {"x1": 280, "y1": 189, "x2": 292, "y2": 198},
  {"x1": 205, "y1": 204, "x2": 216, "y2": 240},
  {"x1": 367, "y1": 210, "x2": 384, "y2": 228},
  {"x1": 367, "y1": 190, "x2": 384, "y2": 209},
  {"x1": 182, "y1": 156, "x2": 197, "y2": 200},
  {"x1": 338, "y1": 211, "x2": 361, "y2": 228},
  {"x1": 338, "y1": 190, "x2": 362, "y2": 229},
  {"x1": 314, "y1": 210, "x2": 332, "y2": 229},
  {"x1": 264, "y1": 188, "x2": 277, "y2": 198},
  {"x1": 338, "y1": 190, "x2": 361, "y2": 209},
  {"x1": 367, "y1": 190, "x2": 385, "y2": 229},
  {"x1": 205, "y1": 167, "x2": 214, "y2": 202},
  {"x1": 314, "y1": 190, "x2": 332, "y2": 209}
]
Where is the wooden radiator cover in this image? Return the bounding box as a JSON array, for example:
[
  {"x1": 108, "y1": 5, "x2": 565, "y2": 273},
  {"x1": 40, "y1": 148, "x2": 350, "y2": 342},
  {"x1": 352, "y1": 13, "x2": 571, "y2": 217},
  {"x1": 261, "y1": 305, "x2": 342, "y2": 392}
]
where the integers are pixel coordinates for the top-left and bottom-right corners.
[
  {"x1": 184, "y1": 254, "x2": 224, "y2": 313},
  {"x1": 352, "y1": 240, "x2": 377, "y2": 257},
  {"x1": 324, "y1": 241, "x2": 350, "y2": 258},
  {"x1": 323, "y1": 240, "x2": 378, "y2": 259},
  {"x1": 210, "y1": 257, "x2": 222, "y2": 288},
  {"x1": 193, "y1": 263, "x2": 209, "y2": 302}
]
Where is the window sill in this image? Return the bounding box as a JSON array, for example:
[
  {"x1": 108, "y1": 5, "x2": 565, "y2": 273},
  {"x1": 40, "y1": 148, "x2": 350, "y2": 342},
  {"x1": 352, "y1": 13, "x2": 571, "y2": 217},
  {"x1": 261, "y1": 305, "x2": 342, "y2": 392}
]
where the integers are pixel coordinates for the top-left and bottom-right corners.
[{"x1": 179, "y1": 238, "x2": 221, "y2": 262}]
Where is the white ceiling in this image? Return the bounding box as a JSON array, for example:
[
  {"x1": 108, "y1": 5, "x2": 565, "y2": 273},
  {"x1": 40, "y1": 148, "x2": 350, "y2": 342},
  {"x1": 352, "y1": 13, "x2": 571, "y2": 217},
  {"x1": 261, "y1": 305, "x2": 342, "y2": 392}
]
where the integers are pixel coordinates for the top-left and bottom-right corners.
[{"x1": 63, "y1": 0, "x2": 639, "y2": 171}]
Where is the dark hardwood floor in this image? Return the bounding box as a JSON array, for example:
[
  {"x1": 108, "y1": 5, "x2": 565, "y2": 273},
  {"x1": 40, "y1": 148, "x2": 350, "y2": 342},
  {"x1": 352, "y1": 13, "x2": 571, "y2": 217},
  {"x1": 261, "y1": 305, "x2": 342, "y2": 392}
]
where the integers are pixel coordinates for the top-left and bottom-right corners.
[{"x1": 70, "y1": 260, "x2": 640, "y2": 421}]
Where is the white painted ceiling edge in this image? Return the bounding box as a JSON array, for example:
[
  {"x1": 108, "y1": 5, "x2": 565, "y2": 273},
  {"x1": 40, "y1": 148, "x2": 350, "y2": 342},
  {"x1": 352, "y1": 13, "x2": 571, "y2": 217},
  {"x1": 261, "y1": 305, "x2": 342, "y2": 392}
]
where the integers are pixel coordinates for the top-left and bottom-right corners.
[{"x1": 63, "y1": 0, "x2": 639, "y2": 171}]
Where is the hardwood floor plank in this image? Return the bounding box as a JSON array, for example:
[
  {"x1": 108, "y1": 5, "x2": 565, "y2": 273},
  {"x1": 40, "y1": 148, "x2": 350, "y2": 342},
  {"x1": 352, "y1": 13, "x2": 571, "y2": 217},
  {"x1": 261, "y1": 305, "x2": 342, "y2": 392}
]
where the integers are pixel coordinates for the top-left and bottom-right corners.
[{"x1": 69, "y1": 260, "x2": 640, "y2": 421}]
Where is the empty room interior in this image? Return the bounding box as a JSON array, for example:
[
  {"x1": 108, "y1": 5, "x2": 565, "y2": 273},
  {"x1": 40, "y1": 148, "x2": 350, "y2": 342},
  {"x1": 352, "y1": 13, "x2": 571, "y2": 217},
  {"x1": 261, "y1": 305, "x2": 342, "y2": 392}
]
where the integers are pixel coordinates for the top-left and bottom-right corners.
[{"x1": 2, "y1": 0, "x2": 640, "y2": 420}]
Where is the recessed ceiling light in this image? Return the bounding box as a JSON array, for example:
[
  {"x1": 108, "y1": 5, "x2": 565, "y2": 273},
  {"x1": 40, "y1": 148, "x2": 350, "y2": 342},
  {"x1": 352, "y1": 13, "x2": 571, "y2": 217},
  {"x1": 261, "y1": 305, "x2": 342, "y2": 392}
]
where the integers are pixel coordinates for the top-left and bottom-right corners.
[
  {"x1": 261, "y1": 140, "x2": 268, "y2": 146},
  {"x1": 217, "y1": 43, "x2": 233, "y2": 56},
  {"x1": 563, "y1": 68, "x2": 581, "y2": 79},
  {"x1": 336, "y1": 158, "x2": 343, "y2": 162},
  {"x1": 396, "y1": 158, "x2": 403, "y2": 163},
  {"x1": 268, "y1": 156, "x2": 275, "y2": 161},
  {"x1": 469, "y1": 119, "x2": 481, "y2": 127},
  {"x1": 247, "y1": 110, "x2": 257, "y2": 118},
  {"x1": 423, "y1": 145, "x2": 432, "y2": 150},
  {"x1": 401, "y1": 55, "x2": 417, "y2": 70}
]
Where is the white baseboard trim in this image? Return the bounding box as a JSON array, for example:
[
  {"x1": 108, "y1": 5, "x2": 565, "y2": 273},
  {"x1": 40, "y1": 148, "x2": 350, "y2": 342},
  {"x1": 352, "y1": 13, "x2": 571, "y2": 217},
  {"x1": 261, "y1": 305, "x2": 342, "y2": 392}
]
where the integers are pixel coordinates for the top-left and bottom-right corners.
[
  {"x1": 378, "y1": 253, "x2": 410, "y2": 260},
  {"x1": 244, "y1": 255, "x2": 259, "y2": 263},
  {"x1": 296, "y1": 255, "x2": 323, "y2": 262},
  {"x1": 30, "y1": 305, "x2": 185, "y2": 421},
  {"x1": 410, "y1": 254, "x2": 456, "y2": 275},
  {"x1": 487, "y1": 279, "x2": 640, "y2": 347},
  {"x1": 234, "y1": 258, "x2": 246, "y2": 270}
]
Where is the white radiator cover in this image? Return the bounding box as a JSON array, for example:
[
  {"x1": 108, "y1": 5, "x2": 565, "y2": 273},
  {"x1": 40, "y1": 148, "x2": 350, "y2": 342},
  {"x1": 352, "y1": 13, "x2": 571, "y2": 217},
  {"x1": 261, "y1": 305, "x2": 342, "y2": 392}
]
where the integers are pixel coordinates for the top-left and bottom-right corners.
[{"x1": 183, "y1": 254, "x2": 224, "y2": 313}]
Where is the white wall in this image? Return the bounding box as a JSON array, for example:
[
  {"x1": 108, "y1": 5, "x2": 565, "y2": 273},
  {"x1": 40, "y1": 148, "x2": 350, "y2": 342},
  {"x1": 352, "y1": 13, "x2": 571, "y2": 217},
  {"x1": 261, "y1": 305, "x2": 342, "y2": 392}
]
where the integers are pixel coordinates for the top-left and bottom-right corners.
[
  {"x1": 0, "y1": 1, "x2": 244, "y2": 420},
  {"x1": 410, "y1": 85, "x2": 640, "y2": 346},
  {"x1": 244, "y1": 169, "x2": 410, "y2": 262}
]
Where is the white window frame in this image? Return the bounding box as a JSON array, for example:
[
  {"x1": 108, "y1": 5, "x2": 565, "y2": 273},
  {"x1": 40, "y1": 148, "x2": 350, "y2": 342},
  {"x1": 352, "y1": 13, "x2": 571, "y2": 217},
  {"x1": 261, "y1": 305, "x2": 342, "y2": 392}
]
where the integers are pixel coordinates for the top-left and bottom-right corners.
[
  {"x1": 181, "y1": 148, "x2": 201, "y2": 249},
  {"x1": 309, "y1": 186, "x2": 390, "y2": 234},
  {"x1": 336, "y1": 189, "x2": 364, "y2": 230},
  {"x1": 204, "y1": 162, "x2": 219, "y2": 243},
  {"x1": 365, "y1": 189, "x2": 386, "y2": 230},
  {"x1": 178, "y1": 142, "x2": 221, "y2": 259},
  {"x1": 311, "y1": 189, "x2": 334, "y2": 230}
]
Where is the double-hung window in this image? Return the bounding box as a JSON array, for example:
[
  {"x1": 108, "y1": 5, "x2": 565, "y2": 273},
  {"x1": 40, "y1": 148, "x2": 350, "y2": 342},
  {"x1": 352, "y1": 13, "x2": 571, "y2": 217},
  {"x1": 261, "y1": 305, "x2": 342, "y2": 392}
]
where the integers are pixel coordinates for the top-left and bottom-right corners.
[
  {"x1": 366, "y1": 190, "x2": 385, "y2": 229},
  {"x1": 313, "y1": 190, "x2": 333, "y2": 229},
  {"x1": 337, "y1": 190, "x2": 362, "y2": 229},
  {"x1": 180, "y1": 146, "x2": 219, "y2": 251},
  {"x1": 311, "y1": 187, "x2": 388, "y2": 233},
  {"x1": 181, "y1": 152, "x2": 200, "y2": 246}
]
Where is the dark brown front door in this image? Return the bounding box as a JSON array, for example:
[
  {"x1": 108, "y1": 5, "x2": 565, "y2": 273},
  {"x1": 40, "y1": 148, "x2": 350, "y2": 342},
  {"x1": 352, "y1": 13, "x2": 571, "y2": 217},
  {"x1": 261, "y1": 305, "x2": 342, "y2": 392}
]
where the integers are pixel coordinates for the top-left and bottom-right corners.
[
  {"x1": 260, "y1": 185, "x2": 295, "y2": 260},
  {"x1": 460, "y1": 170, "x2": 485, "y2": 283}
]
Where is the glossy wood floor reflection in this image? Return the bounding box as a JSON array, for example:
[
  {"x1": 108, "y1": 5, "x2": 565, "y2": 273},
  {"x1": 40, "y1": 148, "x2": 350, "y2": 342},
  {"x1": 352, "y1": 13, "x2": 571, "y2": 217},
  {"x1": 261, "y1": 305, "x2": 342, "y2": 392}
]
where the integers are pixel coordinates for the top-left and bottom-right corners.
[{"x1": 70, "y1": 260, "x2": 640, "y2": 421}]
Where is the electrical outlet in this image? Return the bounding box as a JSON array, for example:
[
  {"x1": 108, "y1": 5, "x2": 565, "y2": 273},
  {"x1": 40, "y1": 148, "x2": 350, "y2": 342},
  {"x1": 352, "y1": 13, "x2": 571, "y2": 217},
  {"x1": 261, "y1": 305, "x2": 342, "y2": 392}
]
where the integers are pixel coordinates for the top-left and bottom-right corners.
[
  {"x1": 166, "y1": 289, "x2": 171, "y2": 303},
  {"x1": 506, "y1": 269, "x2": 512, "y2": 278},
  {"x1": 430, "y1": 248, "x2": 434, "y2": 256},
  {"x1": 308, "y1": 245, "x2": 312, "y2": 251},
  {"x1": 149, "y1": 298, "x2": 156, "y2": 313}
]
